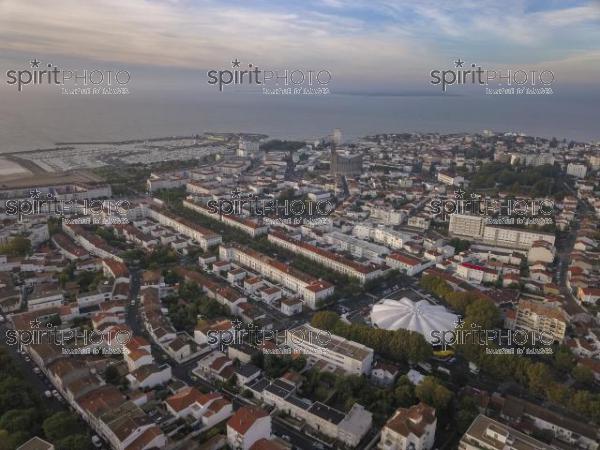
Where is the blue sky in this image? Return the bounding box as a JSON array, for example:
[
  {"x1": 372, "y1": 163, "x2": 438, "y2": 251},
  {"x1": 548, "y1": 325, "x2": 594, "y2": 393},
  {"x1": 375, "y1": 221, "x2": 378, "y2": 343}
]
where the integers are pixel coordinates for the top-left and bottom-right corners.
[{"x1": 1, "y1": 0, "x2": 599, "y2": 90}]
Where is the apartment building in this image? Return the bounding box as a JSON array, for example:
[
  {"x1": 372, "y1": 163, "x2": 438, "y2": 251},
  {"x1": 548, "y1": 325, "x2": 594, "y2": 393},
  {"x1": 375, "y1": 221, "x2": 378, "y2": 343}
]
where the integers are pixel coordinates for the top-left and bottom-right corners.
[
  {"x1": 146, "y1": 172, "x2": 189, "y2": 192},
  {"x1": 449, "y1": 214, "x2": 486, "y2": 239},
  {"x1": 183, "y1": 199, "x2": 268, "y2": 237},
  {"x1": 379, "y1": 403, "x2": 437, "y2": 450},
  {"x1": 449, "y1": 214, "x2": 555, "y2": 250},
  {"x1": 144, "y1": 205, "x2": 222, "y2": 250},
  {"x1": 437, "y1": 171, "x2": 465, "y2": 186},
  {"x1": 219, "y1": 244, "x2": 334, "y2": 309},
  {"x1": 499, "y1": 395, "x2": 599, "y2": 450},
  {"x1": 386, "y1": 253, "x2": 433, "y2": 276},
  {"x1": 369, "y1": 206, "x2": 406, "y2": 225},
  {"x1": 513, "y1": 299, "x2": 568, "y2": 342},
  {"x1": 407, "y1": 216, "x2": 431, "y2": 230},
  {"x1": 456, "y1": 262, "x2": 499, "y2": 284},
  {"x1": 268, "y1": 230, "x2": 384, "y2": 284},
  {"x1": 286, "y1": 323, "x2": 373, "y2": 375},
  {"x1": 353, "y1": 224, "x2": 418, "y2": 251},
  {"x1": 459, "y1": 415, "x2": 554, "y2": 450},
  {"x1": 527, "y1": 240, "x2": 556, "y2": 264},
  {"x1": 257, "y1": 376, "x2": 372, "y2": 447},
  {"x1": 324, "y1": 231, "x2": 389, "y2": 261},
  {"x1": 482, "y1": 226, "x2": 555, "y2": 250},
  {"x1": 567, "y1": 163, "x2": 588, "y2": 179}
]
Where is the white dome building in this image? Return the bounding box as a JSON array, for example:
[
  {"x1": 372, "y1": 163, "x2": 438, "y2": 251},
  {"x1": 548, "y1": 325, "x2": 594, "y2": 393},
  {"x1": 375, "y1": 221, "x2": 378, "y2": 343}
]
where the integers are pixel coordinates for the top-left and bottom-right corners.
[{"x1": 370, "y1": 297, "x2": 458, "y2": 343}]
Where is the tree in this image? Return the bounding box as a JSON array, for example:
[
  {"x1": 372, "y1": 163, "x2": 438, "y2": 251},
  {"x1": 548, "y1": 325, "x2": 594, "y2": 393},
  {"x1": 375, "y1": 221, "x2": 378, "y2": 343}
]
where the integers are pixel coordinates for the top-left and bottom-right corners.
[
  {"x1": 449, "y1": 238, "x2": 470, "y2": 253},
  {"x1": 394, "y1": 377, "x2": 416, "y2": 407},
  {"x1": 104, "y1": 365, "x2": 121, "y2": 385},
  {"x1": 526, "y1": 363, "x2": 553, "y2": 397},
  {"x1": 42, "y1": 412, "x2": 80, "y2": 442},
  {"x1": 553, "y1": 345, "x2": 575, "y2": 373},
  {"x1": 415, "y1": 377, "x2": 453, "y2": 411},
  {"x1": 464, "y1": 300, "x2": 501, "y2": 329},
  {"x1": 0, "y1": 408, "x2": 39, "y2": 433},
  {"x1": 1, "y1": 430, "x2": 30, "y2": 449},
  {"x1": 572, "y1": 365, "x2": 594, "y2": 387},
  {"x1": 456, "y1": 407, "x2": 478, "y2": 433},
  {"x1": 546, "y1": 383, "x2": 570, "y2": 404},
  {"x1": 0, "y1": 430, "x2": 10, "y2": 450},
  {"x1": 57, "y1": 434, "x2": 91, "y2": 450},
  {"x1": 0, "y1": 377, "x2": 37, "y2": 412},
  {"x1": 0, "y1": 237, "x2": 31, "y2": 256},
  {"x1": 311, "y1": 311, "x2": 340, "y2": 331},
  {"x1": 311, "y1": 312, "x2": 432, "y2": 363}
]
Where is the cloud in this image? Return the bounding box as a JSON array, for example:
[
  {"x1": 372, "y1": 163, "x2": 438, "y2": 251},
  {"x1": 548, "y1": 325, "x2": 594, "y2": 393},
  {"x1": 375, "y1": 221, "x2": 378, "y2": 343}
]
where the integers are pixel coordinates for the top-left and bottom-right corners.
[{"x1": 0, "y1": 0, "x2": 598, "y2": 86}]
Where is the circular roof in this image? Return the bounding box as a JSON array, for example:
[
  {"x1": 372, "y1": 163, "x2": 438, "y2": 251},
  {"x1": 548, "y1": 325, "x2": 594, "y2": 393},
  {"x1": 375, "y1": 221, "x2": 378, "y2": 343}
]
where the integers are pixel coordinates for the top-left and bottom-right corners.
[{"x1": 370, "y1": 297, "x2": 457, "y2": 343}]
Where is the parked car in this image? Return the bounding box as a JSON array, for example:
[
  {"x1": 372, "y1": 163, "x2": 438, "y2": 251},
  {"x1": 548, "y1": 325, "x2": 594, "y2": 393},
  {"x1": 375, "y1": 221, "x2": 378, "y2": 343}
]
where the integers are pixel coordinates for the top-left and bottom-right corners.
[{"x1": 91, "y1": 435, "x2": 103, "y2": 448}]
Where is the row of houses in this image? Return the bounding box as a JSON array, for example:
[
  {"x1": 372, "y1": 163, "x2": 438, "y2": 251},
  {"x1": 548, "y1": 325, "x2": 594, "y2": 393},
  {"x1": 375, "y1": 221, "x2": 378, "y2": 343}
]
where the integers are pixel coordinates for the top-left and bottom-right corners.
[
  {"x1": 183, "y1": 198, "x2": 268, "y2": 237},
  {"x1": 268, "y1": 229, "x2": 386, "y2": 284},
  {"x1": 144, "y1": 203, "x2": 222, "y2": 250},
  {"x1": 218, "y1": 243, "x2": 334, "y2": 309},
  {"x1": 10, "y1": 310, "x2": 167, "y2": 450}
]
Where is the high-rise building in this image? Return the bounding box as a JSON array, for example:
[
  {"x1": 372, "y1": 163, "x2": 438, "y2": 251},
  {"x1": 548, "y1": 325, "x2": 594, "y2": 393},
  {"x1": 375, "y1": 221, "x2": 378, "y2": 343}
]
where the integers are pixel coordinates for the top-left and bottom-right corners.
[
  {"x1": 331, "y1": 149, "x2": 363, "y2": 177},
  {"x1": 332, "y1": 128, "x2": 343, "y2": 146},
  {"x1": 448, "y1": 214, "x2": 486, "y2": 239},
  {"x1": 237, "y1": 138, "x2": 260, "y2": 157}
]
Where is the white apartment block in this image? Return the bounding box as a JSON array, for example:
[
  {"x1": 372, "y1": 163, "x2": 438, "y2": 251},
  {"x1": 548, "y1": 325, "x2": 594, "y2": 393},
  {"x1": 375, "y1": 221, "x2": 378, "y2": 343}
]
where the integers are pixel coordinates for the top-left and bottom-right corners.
[
  {"x1": 286, "y1": 324, "x2": 373, "y2": 375},
  {"x1": 449, "y1": 214, "x2": 485, "y2": 239},
  {"x1": 324, "y1": 231, "x2": 389, "y2": 260},
  {"x1": 386, "y1": 253, "x2": 433, "y2": 276},
  {"x1": 144, "y1": 205, "x2": 222, "y2": 250},
  {"x1": 219, "y1": 244, "x2": 334, "y2": 309},
  {"x1": 482, "y1": 226, "x2": 555, "y2": 250},
  {"x1": 459, "y1": 415, "x2": 554, "y2": 450},
  {"x1": 146, "y1": 173, "x2": 189, "y2": 192},
  {"x1": 369, "y1": 207, "x2": 406, "y2": 225},
  {"x1": 407, "y1": 216, "x2": 431, "y2": 230},
  {"x1": 456, "y1": 262, "x2": 498, "y2": 284},
  {"x1": 512, "y1": 153, "x2": 555, "y2": 167},
  {"x1": 449, "y1": 214, "x2": 555, "y2": 250},
  {"x1": 353, "y1": 224, "x2": 418, "y2": 251},
  {"x1": 268, "y1": 230, "x2": 384, "y2": 284},
  {"x1": 259, "y1": 377, "x2": 372, "y2": 448},
  {"x1": 437, "y1": 171, "x2": 464, "y2": 186},
  {"x1": 183, "y1": 199, "x2": 268, "y2": 237},
  {"x1": 567, "y1": 163, "x2": 588, "y2": 179},
  {"x1": 513, "y1": 299, "x2": 568, "y2": 342}
]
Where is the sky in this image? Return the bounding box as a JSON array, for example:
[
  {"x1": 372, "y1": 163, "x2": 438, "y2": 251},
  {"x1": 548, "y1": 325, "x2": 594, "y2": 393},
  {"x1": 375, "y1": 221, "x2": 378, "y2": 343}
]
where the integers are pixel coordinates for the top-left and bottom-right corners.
[{"x1": 1, "y1": 0, "x2": 599, "y2": 92}]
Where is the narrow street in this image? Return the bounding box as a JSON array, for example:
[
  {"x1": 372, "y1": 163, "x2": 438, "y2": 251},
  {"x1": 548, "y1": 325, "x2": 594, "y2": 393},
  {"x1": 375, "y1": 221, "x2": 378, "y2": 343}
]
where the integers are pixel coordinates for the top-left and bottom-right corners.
[{"x1": 555, "y1": 202, "x2": 586, "y2": 316}]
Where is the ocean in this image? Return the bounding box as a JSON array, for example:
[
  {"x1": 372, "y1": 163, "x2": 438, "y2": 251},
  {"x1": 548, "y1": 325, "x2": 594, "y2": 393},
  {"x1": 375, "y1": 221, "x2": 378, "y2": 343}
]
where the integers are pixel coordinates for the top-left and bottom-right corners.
[{"x1": 0, "y1": 86, "x2": 599, "y2": 153}]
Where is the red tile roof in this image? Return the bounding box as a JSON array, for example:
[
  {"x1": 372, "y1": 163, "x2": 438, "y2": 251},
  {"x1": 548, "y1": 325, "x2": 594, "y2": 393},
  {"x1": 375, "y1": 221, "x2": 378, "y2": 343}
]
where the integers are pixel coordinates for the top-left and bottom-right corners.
[{"x1": 227, "y1": 406, "x2": 269, "y2": 435}]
